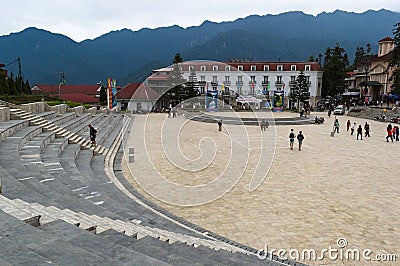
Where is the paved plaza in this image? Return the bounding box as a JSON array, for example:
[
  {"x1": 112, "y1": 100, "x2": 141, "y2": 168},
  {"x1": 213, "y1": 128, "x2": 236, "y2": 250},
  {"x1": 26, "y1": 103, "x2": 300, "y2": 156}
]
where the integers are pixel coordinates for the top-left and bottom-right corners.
[{"x1": 122, "y1": 111, "x2": 399, "y2": 265}]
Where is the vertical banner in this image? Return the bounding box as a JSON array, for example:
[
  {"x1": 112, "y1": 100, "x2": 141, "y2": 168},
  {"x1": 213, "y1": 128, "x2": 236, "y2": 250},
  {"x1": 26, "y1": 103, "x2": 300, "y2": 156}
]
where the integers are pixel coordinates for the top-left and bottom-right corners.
[
  {"x1": 205, "y1": 90, "x2": 218, "y2": 112},
  {"x1": 107, "y1": 78, "x2": 117, "y2": 110},
  {"x1": 273, "y1": 90, "x2": 284, "y2": 112}
]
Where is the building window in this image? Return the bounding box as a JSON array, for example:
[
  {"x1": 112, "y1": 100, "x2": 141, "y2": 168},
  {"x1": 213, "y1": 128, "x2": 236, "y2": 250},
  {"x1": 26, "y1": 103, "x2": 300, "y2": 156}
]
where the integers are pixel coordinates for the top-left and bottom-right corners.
[
  {"x1": 291, "y1": 65, "x2": 296, "y2": 71},
  {"x1": 251, "y1": 65, "x2": 256, "y2": 71},
  {"x1": 237, "y1": 76, "x2": 243, "y2": 82},
  {"x1": 224, "y1": 76, "x2": 230, "y2": 83},
  {"x1": 200, "y1": 86, "x2": 205, "y2": 94},
  {"x1": 263, "y1": 76, "x2": 269, "y2": 82},
  {"x1": 200, "y1": 76, "x2": 205, "y2": 81},
  {"x1": 189, "y1": 66, "x2": 194, "y2": 72},
  {"x1": 291, "y1": 76, "x2": 296, "y2": 81},
  {"x1": 277, "y1": 65, "x2": 283, "y2": 71},
  {"x1": 277, "y1": 76, "x2": 282, "y2": 83},
  {"x1": 225, "y1": 65, "x2": 231, "y2": 71},
  {"x1": 201, "y1": 66, "x2": 206, "y2": 71},
  {"x1": 213, "y1": 66, "x2": 218, "y2": 71},
  {"x1": 264, "y1": 65, "x2": 269, "y2": 71},
  {"x1": 250, "y1": 76, "x2": 256, "y2": 82},
  {"x1": 212, "y1": 76, "x2": 218, "y2": 83},
  {"x1": 305, "y1": 65, "x2": 311, "y2": 71},
  {"x1": 238, "y1": 65, "x2": 243, "y2": 71}
]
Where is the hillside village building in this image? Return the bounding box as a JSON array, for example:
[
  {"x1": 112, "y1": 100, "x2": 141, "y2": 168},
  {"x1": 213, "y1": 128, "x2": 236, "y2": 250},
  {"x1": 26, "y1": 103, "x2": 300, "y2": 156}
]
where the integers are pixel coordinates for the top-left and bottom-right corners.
[
  {"x1": 147, "y1": 61, "x2": 323, "y2": 109},
  {"x1": 346, "y1": 36, "x2": 397, "y2": 102}
]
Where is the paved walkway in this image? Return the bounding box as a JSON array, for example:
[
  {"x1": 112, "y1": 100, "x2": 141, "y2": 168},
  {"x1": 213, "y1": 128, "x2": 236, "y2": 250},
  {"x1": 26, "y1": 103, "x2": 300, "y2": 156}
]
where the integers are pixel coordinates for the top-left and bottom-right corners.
[{"x1": 122, "y1": 111, "x2": 399, "y2": 265}]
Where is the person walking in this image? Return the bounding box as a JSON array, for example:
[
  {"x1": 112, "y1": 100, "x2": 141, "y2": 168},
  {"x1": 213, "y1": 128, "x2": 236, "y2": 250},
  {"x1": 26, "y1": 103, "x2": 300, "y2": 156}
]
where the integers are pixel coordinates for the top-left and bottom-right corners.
[
  {"x1": 297, "y1": 130, "x2": 304, "y2": 151},
  {"x1": 395, "y1": 126, "x2": 400, "y2": 142},
  {"x1": 88, "y1": 124, "x2": 97, "y2": 145},
  {"x1": 392, "y1": 126, "x2": 398, "y2": 141},
  {"x1": 364, "y1": 122, "x2": 370, "y2": 137},
  {"x1": 346, "y1": 120, "x2": 351, "y2": 132},
  {"x1": 328, "y1": 109, "x2": 331, "y2": 118},
  {"x1": 356, "y1": 125, "x2": 363, "y2": 140},
  {"x1": 289, "y1": 129, "x2": 296, "y2": 150},
  {"x1": 350, "y1": 122, "x2": 356, "y2": 135},
  {"x1": 386, "y1": 123, "x2": 393, "y2": 142},
  {"x1": 260, "y1": 119, "x2": 267, "y2": 131},
  {"x1": 218, "y1": 119, "x2": 223, "y2": 131},
  {"x1": 334, "y1": 119, "x2": 340, "y2": 133}
]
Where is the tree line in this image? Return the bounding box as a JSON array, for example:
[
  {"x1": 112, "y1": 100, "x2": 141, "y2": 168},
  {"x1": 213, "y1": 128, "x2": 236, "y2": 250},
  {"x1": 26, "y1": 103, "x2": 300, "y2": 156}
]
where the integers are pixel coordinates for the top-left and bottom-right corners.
[{"x1": 0, "y1": 70, "x2": 32, "y2": 95}]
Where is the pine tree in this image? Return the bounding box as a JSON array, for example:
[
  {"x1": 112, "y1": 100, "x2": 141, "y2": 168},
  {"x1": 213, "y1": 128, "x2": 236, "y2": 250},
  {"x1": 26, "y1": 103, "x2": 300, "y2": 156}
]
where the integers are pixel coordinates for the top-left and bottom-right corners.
[
  {"x1": 321, "y1": 43, "x2": 350, "y2": 97},
  {"x1": 290, "y1": 71, "x2": 310, "y2": 110},
  {"x1": 173, "y1": 53, "x2": 183, "y2": 64},
  {"x1": 99, "y1": 85, "x2": 107, "y2": 105},
  {"x1": 389, "y1": 22, "x2": 400, "y2": 95},
  {"x1": 24, "y1": 80, "x2": 31, "y2": 94}
]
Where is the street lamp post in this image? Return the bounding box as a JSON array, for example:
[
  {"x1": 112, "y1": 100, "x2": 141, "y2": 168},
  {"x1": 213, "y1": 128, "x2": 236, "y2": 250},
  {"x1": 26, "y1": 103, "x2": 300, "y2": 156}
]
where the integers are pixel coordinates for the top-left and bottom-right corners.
[{"x1": 58, "y1": 72, "x2": 65, "y2": 96}]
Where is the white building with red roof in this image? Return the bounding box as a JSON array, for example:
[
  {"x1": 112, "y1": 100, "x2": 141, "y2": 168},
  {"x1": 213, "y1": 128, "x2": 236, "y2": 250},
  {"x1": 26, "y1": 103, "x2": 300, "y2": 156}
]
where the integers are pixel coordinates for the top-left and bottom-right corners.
[
  {"x1": 116, "y1": 83, "x2": 159, "y2": 112},
  {"x1": 149, "y1": 60, "x2": 323, "y2": 108}
]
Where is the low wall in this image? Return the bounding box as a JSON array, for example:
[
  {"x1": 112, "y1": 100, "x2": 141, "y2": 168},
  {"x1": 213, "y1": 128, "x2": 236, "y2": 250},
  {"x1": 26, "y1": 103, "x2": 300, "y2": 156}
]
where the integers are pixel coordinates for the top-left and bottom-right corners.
[
  {"x1": 0, "y1": 107, "x2": 10, "y2": 122},
  {"x1": 47, "y1": 104, "x2": 68, "y2": 114},
  {"x1": 86, "y1": 107, "x2": 97, "y2": 115},
  {"x1": 19, "y1": 102, "x2": 46, "y2": 114},
  {"x1": 72, "y1": 106, "x2": 84, "y2": 115}
]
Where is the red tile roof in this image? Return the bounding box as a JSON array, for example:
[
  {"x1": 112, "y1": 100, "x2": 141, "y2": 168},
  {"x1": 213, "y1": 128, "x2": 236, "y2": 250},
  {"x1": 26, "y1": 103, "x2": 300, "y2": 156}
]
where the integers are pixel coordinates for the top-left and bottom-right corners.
[
  {"x1": 32, "y1": 84, "x2": 101, "y2": 95},
  {"x1": 116, "y1": 83, "x2": 159, "y2": 100},
  {"x1": 116, "y1": 83, "x2": 141, "y2": 99},
  {"x1": 378, "y1": 36, "x2": 395, "y2": 43},
  {"x1": 59, "y1": 93, "x2": 98, "y2": 103}
]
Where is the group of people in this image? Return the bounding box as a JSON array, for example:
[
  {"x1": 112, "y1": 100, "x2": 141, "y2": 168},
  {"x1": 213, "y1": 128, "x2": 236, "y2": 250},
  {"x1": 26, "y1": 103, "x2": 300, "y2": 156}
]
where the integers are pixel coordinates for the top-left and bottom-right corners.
[
  {"x1": 168, "y1": 108, "x2": 177, "y2": 118},
  {"x1": 289, "y1": 129, "x2": 305, "y2": 151},
  {"x1": 386, "y1": 123, "x2": 400, "y2": 142},
  {"x1": 345, "y1": 119, "x2": 371, "y2": 140}
]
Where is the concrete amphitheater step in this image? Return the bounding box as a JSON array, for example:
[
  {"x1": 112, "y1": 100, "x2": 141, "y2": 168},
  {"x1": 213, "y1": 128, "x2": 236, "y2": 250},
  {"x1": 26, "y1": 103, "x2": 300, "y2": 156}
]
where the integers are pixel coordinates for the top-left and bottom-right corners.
[
  {"x1": 0, "y1": 208, "x2": 116, "y2": 266},
  {"x1": 99, "y1": 230, "x2": 204, "y2": 266},
  {"x1": 40, "y1": 219, "x2": 172, "y2": 265},
  {"x1": 2, "y1": 194, "x2": 249, "y2": 257}
]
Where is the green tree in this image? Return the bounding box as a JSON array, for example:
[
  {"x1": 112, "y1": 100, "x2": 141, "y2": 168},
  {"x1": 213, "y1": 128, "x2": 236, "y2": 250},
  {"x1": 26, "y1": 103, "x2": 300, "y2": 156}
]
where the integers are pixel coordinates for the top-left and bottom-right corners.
[
  {"x1": 23, "y1": 80, "x2": 31, "y2": 94},
  {"x1": 353, "y1": 46, "x2": 366, "y2": 65},
  {"x1": 321, "y1": 43, "x2": 350, "y2": 97},
  {"x1": 173, "y1": 53, "x2": 183, "y2": 64},
  {"x1": 290, "y1": 71, "x2": 310, "y2": 110},
  {"x1": 308, "y1": 54, "x2": 316, "y2": 62},
  {"x1": 99, "y1": 85, "x2": 107, "y2": 105},
  {"x1": 389, "y1": 22, "x2": 400, "y2": 95}
]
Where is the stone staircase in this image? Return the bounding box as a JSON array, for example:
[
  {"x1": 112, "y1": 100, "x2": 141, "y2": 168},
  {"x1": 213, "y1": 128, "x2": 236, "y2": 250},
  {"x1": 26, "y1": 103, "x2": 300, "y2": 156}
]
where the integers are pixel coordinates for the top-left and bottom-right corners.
[
  {"x1": 10, "y1": 107, "x2": 107, "y2": 155},
  {"x1": 0, "y1": 195, "x2": 248, "y2": 254}
]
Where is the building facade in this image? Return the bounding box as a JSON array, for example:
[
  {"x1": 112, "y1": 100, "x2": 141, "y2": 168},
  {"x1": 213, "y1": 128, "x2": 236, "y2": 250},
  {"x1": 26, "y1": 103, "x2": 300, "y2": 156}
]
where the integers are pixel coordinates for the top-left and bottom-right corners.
[
  {"x1": 148, "y1": 60, "x2": 323, "y2": 109},
  {"x1": 346, "y1": 36, "x2": 397, "y2": 102}
]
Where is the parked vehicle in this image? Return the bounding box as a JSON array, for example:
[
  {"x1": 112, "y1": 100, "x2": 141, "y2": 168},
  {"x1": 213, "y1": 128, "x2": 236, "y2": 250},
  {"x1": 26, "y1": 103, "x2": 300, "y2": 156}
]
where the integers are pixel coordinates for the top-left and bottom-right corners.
[
  {"x1": 333, "y1": 105, "x2": 345, "y2": 115},
  {"x1": 314, "y1": 116, "x2": 325, "y2": 124}
]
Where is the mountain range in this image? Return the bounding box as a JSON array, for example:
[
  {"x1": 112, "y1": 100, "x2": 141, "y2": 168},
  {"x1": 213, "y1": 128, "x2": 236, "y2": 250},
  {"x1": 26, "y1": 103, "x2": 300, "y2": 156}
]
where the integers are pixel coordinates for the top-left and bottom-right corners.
[{"x1": 0, "y1": 9, "x2": 399, "y2": 85}]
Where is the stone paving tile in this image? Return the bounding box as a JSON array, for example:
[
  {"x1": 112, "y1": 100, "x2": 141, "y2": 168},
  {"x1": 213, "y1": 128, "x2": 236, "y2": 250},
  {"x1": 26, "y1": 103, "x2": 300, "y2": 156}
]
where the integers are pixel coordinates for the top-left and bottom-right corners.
[{"x1": 122, "y1": 112, "x2": 399, "y2": 265}]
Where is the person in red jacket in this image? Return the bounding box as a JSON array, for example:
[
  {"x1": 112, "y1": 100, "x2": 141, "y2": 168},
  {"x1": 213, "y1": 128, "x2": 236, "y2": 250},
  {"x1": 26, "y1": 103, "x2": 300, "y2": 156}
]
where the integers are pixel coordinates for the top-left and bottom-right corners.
[{"x1": 386, "y1": 124, "x2": 393, "y2": 142}]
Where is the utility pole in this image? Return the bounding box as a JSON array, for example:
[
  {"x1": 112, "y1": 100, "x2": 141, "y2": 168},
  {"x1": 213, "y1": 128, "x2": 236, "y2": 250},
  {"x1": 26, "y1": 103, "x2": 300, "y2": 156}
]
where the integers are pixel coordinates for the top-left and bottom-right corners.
[{"x1": 58, "y1": 72, "x2": 66, "y2": 96}]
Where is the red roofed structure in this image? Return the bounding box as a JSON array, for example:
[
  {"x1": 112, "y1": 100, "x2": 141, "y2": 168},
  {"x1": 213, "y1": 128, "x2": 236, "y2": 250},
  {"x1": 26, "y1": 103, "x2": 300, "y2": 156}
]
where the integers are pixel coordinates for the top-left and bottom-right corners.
[
  {"x1": 59, "y1": 93, "x2": 98, "y2": 104},
  {"x1": 117, "y1": 82, "x2": 160, "y2": 112},
  {"x1": 31, "y1": 84, "x2": 102, "y2": 97}
]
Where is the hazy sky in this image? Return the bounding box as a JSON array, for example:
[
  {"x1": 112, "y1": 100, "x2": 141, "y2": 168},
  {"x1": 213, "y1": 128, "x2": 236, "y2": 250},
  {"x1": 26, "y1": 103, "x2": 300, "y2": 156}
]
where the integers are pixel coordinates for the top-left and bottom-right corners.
[{"x1": 2, "y1": 0, "x2": 399, "y2": 42}]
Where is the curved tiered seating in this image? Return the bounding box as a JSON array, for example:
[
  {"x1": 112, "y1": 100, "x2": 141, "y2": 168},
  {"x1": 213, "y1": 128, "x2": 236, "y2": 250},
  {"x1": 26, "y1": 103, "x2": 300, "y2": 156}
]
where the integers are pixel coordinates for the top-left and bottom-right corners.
[{"x1": 0, "y1": 104, "x2": 296, "y2": 265}]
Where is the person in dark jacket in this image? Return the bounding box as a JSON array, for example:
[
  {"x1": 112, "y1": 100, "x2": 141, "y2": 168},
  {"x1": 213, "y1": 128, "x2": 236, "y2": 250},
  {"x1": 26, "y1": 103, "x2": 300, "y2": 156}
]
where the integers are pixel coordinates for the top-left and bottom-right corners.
[
  {"x1": 89, "y1": 124, "x2": 97, "y2": 145},
  {"x1": 357, "y1": 125, "x2": 363, "y2": 140}
]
